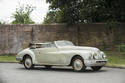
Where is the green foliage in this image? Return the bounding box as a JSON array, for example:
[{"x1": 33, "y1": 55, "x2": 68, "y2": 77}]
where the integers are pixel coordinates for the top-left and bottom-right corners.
[
  {"x1": 120, "y1": 45, "x2": 125, "y2": 52},
  {"x1": 45, "y1": 0, "x2": 125, "y2": 24},
  {"x1": 43, "y1": 10, "x2": 65, "y2": 24},
  {"x1": 43, "y1": 11, "x2": 58, "y2": 24},
  {"x1": 12, "y1": 5, "x2": 35, "y2": 24}
]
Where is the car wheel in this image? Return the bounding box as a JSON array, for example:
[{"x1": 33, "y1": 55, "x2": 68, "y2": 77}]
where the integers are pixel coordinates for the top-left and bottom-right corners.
[
  {"x1": 72, "y1": 56, "x2": 86, "y2": 72},
  {"x1": 91, "y1": 66, "x2": 102, "y2": 71},
  {"x1": 45, "y1": 65, "x2": 52, "y2": 69},
  {"x1": 23, "y1": 56, "x2": 34, "y2": 69}
]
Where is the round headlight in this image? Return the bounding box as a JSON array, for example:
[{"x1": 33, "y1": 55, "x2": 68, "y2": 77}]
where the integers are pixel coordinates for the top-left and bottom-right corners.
[
  {"x1": 93, "y1": 53, "x2": 98, "y2": 59},
  {"x1": 101, "y1": 52, "x2": 106, "y2": 59}
]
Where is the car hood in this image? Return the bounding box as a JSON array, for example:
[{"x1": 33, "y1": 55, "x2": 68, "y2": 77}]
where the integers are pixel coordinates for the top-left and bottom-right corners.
[{"x1": 59, "y1": 46, "x2": 99, "y2": 52}]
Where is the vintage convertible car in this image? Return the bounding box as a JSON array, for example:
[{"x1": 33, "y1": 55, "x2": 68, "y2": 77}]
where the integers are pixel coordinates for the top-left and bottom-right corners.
[{"x1": 16, "y1": 40, "x2": 107, "y2": 71}]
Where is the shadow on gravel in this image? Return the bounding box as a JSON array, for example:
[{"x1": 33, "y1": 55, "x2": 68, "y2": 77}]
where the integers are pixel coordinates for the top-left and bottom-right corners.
[{"x1": 17, "y1": 66, "x2": 107, "y2": 73}]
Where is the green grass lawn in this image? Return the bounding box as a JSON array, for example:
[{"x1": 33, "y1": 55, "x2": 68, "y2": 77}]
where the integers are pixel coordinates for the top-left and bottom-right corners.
[
  {"x1": 105, "y1": 51, "x2": 125, "y2": 67},
  {"x1": 0, "y1": 54, "x2": 17, "y2": 62},
  {"x1": 0, "y1": 52, "x2": 125, "y2": 68}
]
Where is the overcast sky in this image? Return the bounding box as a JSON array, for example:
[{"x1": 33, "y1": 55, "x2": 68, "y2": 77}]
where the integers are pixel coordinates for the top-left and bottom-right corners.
[{"x1": 0, "y1": 0, "x2": 49, "y2": 24}]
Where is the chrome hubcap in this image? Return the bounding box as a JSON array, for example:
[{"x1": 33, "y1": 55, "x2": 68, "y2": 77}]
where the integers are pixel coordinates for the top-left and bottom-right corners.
[
  {"x1": 25, "y1": 58, "x2": 32, "y2": 68},
  {"x1": 74, "y1": 59, "x2": 83, "y2": 70}
]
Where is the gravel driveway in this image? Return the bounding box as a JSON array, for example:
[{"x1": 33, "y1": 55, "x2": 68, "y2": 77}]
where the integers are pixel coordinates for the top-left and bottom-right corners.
[{"x1": 0, "y1": 63, "x2": 125, "y2": 83}]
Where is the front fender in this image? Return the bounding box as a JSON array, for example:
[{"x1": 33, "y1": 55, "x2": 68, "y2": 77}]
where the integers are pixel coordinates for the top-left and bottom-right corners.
[
  {"x1": 79, "y1": 53, "x2": 92, "y2": 60},
  {"x1": 60, "y1": 50, "x2": 92, "y2": 65},
  {"x1": 72, "y1": 51, "x2": 92, "y2": 60}
]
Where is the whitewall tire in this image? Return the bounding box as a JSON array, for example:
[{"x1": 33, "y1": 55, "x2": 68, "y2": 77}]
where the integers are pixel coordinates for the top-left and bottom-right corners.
[
  {"x1": 72, "y1": 56, "x2": 86, "y2": 72},
  {"x1": 23, "y1": 56, "x2": 34, "y2": 69}
]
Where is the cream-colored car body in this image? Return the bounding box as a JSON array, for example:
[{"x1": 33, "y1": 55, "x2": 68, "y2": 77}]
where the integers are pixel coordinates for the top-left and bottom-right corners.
[{"x1": 16, "y1": 40, "x2": 107, "y2": 67}]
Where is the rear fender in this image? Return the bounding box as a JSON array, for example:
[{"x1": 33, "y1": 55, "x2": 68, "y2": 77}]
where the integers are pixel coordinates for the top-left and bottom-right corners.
[{"x1": 22, "y1": 50, "x2": 37, "y2": 64}]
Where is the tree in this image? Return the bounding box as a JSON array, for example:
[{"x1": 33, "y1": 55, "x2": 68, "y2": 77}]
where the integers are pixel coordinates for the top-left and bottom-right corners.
[
  {"x1": 43, "y1": 10, "x2": 64, "y2": 24},
  {"x1": 45, "y1": 0, "x2": 125, "y2": 24},
  {"x1": 12, "y1": 5, "x2": 35, "y2": 24},
  {"x1": 43, "y1": 11, "x2": 58, "y2": 24}
]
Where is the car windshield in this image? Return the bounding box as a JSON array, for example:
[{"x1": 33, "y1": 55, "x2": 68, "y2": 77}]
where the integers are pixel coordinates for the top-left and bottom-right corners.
[{"x1": 55, "y1": 41, "x2": 74, "y2": 47}]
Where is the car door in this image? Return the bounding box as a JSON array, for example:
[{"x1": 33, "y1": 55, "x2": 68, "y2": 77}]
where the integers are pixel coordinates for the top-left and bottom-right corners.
[{"x1": 36, "y1": 43, "x2": 67, "y2": 65}]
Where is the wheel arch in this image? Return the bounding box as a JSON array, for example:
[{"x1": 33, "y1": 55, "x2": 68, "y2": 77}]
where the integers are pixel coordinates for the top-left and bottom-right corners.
[
  {"x1": 22, "y1": 53, "x2": 36, "y2": 64},
  {"x1": 69, "y1": 55, "x2": 84, "y2": 66},
  {"x1": 22, "y1": 54, "x2": 31, "y2": 62}
]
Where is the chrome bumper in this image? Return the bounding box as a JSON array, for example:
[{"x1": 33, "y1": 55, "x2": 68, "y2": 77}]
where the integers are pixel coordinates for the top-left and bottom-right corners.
[{"x1": 84, "y1": 59, "x2": 107, "y2": 67}]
